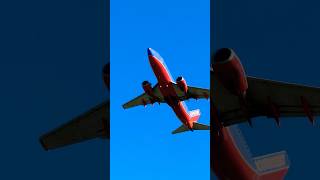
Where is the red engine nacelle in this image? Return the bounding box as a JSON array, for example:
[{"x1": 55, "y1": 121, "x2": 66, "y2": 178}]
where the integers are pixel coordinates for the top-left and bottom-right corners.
[
  {"x1": 142, "y1": 81, "x2": 154, "y2": 97},
  {"x1": 103, "y1": 63, "x2": 110, "y2": 89},
  {"x1": 176, "y1": 76, "x2": 188, "y2": 93},
  {"x1": 212, "y1": 48, "x2": 248, "y2": 97}
]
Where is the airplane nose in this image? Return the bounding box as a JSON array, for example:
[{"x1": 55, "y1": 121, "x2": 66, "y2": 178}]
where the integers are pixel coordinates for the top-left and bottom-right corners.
[
  {"x1": 147, "y1": 48, "x2": 164, "y2": 63},
  {"x1": 147, "y1": 48, "x2": 153, "y2": 56}
]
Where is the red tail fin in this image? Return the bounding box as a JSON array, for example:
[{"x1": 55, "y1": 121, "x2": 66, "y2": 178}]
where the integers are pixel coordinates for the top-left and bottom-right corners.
[{"x1": 189, "y1": 109, "x2": 201, "y2": 122}]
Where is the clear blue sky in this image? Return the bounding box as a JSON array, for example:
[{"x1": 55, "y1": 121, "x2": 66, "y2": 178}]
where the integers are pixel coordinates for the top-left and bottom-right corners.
[
  {"x1": 0, "y1": 0, "x2": 108, "y2": 179},
  {"x1": 111, "y1": 0, "x2": 210, "y2": 179},
  {"x1": 212, "y1": 0, "x2": 320, "y2": 179}
]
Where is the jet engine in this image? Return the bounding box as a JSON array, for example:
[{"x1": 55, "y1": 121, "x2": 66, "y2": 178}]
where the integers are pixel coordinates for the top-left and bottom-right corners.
[
  {"x1": 142, "y1": 81, "x2": 154, "y2": 97},
  {"x1": 103, "y1": 63, "x2": 110, "y2": 89},
  {"x1": 212, "y1": 48, "x2": 248, "y2": 97},
  {"x1": 176, "y1": 76, "x2": 188, "y2": 93}
]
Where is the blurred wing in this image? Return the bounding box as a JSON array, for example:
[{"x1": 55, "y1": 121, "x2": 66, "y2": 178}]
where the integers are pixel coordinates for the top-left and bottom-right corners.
[
  {"x1": 213, "y1": 75, "x2": 320, "y2": 126},
  {"x1": 40, "y1": 101, "x2": 109, "y2": 150},
  {"x1": 172, "y1": 83, "x2": 210, "y2": 101},
  {"x1": 123, "y1": 85, "x2": 165, "y2": 109}
]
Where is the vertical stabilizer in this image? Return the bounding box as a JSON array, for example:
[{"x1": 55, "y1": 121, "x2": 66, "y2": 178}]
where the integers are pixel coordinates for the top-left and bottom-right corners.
[{"x1": 189, "y1": 109, "x2": 201, "y2": 122}]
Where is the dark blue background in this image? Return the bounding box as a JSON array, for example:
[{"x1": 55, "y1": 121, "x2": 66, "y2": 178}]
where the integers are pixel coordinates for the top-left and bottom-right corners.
[
  {"x1": 0, "y1": 0, "x2": 109, "y2": 179},
  {"x1": 212, "y1": 0, "x2": 320, "y2": 179}
]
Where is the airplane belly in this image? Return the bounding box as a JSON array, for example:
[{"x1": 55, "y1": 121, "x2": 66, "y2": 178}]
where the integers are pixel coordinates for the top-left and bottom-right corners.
[
  {"x1": 171, "y1": 102, "x2": 190, "y2": 124},
  {"x1": 149, "y1": 56, "x2": 172, "y2": 84},
  {"x1": 212, "y1": 126, "x2": 289, "y2": 180},
  {"x1": 158, "y1": 83, "x2": 190, "y2": 125},
  {"x1": 159, "y1": 82, "x2": 177, "y2": 97},
  {"x1": 212, "y1": 127, "x2": 259, "y2": 180}
]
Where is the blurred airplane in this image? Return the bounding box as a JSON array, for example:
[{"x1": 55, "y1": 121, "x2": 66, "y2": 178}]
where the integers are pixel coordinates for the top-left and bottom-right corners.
[
  {"x1": 211, "y1": 48, "x2": 320, "y2": 179},
  {"x1": 39, "y1": 63, "x2": 110, "y2": 151},
  {"x1": 123, "y1": 48, "x2": 210, "y2": 134}
]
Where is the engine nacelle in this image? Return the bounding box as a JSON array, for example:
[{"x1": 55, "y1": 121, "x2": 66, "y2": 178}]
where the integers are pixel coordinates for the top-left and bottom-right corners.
[
  {"x1": 103, "y1": 63, "x2": 110, "y2": 89},
  {"x1": 142, "y1": 81, "x2": 154, "y2": 97},
  {"x1": 212, "y1": 48, "x2": 248, "y2": 96},
  {"x1": 176, "y1": 76, "x2": 188, "y2": 93}
]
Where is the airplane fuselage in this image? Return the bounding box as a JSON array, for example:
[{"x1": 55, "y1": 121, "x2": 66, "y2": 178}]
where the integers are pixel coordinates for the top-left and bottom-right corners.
[{"x1": 148, "y1": 49, "x2": 193, "y2": 129}]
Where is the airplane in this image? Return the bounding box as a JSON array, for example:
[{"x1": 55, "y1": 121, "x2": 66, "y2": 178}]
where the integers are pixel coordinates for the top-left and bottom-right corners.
[
  {"x1": 39, "y1": 63, "x2": 110, "y2": 151},
  {"x1": 123, "y1": 48, "x2": 210, "y2": 134},
  {"x1": 211, "y1": 48, "x2": 320, "y2": 179}
]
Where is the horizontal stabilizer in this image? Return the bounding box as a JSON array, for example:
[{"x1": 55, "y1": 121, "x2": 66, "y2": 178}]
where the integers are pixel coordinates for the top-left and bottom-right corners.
[
  {"x1": 172, "y1": 122, "x2": 210, "y2": 134},
  {"x1": 193, "y1": 122, "x2": 210, "y2": 130},
  {"x1": 172, "y1": 125, "x2": 189, "y2": 134}
]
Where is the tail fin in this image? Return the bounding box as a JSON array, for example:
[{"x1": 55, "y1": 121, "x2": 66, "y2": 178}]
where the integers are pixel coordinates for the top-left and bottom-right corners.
[
  {"x1": 189, "y1": 109, "x2": 201, "y2": 122},
  {"x1": 172, "y1": 122, "x2": 210, "y2": 134},
  {"x1": 172, "y1": 109, "x2": 209, "y2": 134}
]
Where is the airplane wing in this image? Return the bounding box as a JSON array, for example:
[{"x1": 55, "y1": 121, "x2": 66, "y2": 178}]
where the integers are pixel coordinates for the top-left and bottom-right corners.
[
  {"x1": 123, "y1": 84, "x2": 165, "y2": 109},
  {"x1": 40, "y1": 101, "x2": 109, "y2": 151},
  {"x1": 172, "y1": 83, "x2": 210, "y2": 101},
  {"x1": 212, "y1": 74, "x2": 320, "y2": 126}
]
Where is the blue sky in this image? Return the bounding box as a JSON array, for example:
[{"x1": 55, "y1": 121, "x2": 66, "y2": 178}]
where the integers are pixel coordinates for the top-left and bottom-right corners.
[
  {"x1": 212, "y1": 0, "x2": 320, "y2": 179},
  {"x1": 0, "y1": 0, "x2": 108, "y2": 179},
  {"x1": 111, "y1": 0, "x2": 209, "y2": 179}
]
